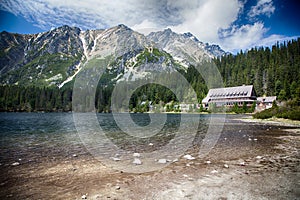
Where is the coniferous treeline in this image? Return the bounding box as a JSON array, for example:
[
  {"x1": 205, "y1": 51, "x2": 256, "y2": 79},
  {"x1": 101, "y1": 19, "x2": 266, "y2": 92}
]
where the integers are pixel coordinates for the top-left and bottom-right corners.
[
  {"x1": 0, "y1": 38, "x2": 299, "y2": 112},
  {"x1": 0, "y1": 85, "x2": 116, "y2": 112},
  {"x1": 214, "y1": 38, "x2": 300, "y2": 100},
  {"x1": 0, "y1": 86, "x2": 72, "y2": 112}
]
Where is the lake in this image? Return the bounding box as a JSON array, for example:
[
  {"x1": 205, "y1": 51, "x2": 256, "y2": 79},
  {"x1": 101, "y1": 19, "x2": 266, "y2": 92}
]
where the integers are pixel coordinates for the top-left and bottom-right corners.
[
  {"x1": 0, "y1": 113, "x2": 214, "y2": 167},
  {"x1": 0, "y1": 112, "x2": 286, "y2": 169},
  {"x1": 1, "y1": 112, "x2": 298, "y2": 199}
]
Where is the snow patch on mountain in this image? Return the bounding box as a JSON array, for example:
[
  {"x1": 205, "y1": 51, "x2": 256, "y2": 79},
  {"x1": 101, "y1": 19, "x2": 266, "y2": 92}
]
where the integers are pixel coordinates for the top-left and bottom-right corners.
[
  {"x1": 80, "y1": 31, "x2": 89, "y2": 61},
  {"x1": 0, "y1": 24, "x2": 227, "y2": 87},
  {"x1": 58, "y1": 61, "x2": 82, "y2": 88}
]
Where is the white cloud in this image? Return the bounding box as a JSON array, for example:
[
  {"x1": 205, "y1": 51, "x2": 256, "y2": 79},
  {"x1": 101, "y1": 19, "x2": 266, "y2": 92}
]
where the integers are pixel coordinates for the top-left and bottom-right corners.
[
  {"x1": 219, "y1": 22, "x2": 299, "y2": 53},
  {"x1": 0, "y1": 0, "x2": 295, "y2": 53},
  {"x1": 248, "y1": 0, "x2": 275, "y2": 18},
  {"x1": 169, "y1": 0, "x2": 243, "y2": 44},
  {"x1": 0, "y1": 0, "x2": 153, "y2": 30},
  {"x1": 0, "y1": 0, "x2": 243, "y2": 43},
  {"x1": 219, "y1": 22, "x2": 268, "y2": 52},
  {"x1": 259, "y1": 34, "x2": 300, "y2": 48},
  {"x1": 131, "y1": 19, "x2": 163, "y2": 35}
]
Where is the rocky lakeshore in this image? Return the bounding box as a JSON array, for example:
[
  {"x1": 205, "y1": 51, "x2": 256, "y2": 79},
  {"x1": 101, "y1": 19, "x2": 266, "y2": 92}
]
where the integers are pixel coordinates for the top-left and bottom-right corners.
[{"x1": 0, "y1": 116, "x2": 299, "y2": 200}]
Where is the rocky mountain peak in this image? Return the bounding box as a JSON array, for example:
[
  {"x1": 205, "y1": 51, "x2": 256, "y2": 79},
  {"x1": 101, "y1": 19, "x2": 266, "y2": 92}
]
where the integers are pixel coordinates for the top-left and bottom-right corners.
[
  {"x1": 50, "y1": 25, "x2": 81, "y2": 34},
  {"x1": 116, "y1": 24, "x2": 132, "y2": 31},
  {"x1": 182, "y1": 32, "x2": 199, "y2": 42},
  {"x1": 0, "y1": 24, "x2": 227, "y2": 87}
]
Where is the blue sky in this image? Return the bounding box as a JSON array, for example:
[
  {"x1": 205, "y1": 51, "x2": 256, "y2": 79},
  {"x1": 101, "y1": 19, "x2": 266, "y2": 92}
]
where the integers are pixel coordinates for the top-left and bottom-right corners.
[{"x1": 0, "y1": 0, "x2": 299, "y2": 53}]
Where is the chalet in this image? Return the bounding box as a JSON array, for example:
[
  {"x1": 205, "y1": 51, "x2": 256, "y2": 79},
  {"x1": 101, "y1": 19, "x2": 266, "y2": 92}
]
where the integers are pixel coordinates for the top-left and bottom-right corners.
[
  {"x1": 202, "y1": 85, "x2": 257, "y2": 108},
  {"x1": 256, "y1": 96, "x2": 277, "y2": 111}
]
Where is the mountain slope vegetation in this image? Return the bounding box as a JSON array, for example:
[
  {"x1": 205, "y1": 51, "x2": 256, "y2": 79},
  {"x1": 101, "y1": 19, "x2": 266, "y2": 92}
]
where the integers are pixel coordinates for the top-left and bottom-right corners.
[{"x1": 0, "y1": 25, "x2": 299, "y2": 113}]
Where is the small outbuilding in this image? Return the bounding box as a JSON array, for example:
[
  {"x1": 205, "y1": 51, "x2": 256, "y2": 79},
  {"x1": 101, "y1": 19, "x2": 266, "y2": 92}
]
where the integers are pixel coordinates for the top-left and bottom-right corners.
[{"x1": 256, "y1": 96, "x2": 277, "y2": 111}]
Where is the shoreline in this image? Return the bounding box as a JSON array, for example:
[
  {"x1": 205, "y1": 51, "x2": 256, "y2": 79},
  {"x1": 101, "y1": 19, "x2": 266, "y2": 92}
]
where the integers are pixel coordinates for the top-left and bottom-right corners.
[
  {"x1": 1, "y1": 115, "x2": 299, "y2": 199},
  {"x1": 238, "y1": 115, "x2": 300, "y2": 127}
]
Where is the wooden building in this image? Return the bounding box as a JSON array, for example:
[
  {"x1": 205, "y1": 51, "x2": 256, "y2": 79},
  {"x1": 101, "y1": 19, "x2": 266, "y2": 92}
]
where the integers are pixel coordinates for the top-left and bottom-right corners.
[
  {"x1": 202, "y1": 85, "x2": 257, "y2": 108},
  {"x1": 256, "y1": 96, "x2": 277, "y2": 111}
]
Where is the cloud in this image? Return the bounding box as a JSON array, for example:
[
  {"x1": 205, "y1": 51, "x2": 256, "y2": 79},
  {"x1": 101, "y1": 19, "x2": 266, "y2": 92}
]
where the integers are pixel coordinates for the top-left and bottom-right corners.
[
  {"x1": 169, "y1": 0, "x2": 243, "y2": 44},
  {"x1": 131, "y1": 19, "x2": 163, "y2": 35},
  {"x1": 0, "y1": 0, "x2": 243, "y2": 44},
  {"x1": 0, "y1": 0, "x2": 183, "y2": 31},
  {"x1": 0, "y1": 0, "x2": 146, "y2": 30},
  {"x1": 219, "y1": 22, "x2": 268, "y2": 52},
  {"x1": 0, "y1": 0, "x2": 296, "y2": 53},
  {"x1": 219, "y1": 22, "x2": 299, "y2": 53},
  {"x1": 259, "y1": 34, "x2": 300, "y2": 48},
  {"x1": 248, "y1": 0, "x2": 275, "y2": 18}
]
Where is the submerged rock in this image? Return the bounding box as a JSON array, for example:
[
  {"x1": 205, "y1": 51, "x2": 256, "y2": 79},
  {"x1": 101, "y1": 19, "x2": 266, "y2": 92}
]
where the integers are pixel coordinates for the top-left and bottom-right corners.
[
  {"x1": 186, "y1": 163, "x2": 191, "y2": 167},
  {"x1": 111, "y1": 157, "x2": 121, "y2": 161},
  {"x1": 158, "y1": 159, "x2": 167, "y2": 164},
  {"x1": 11, "y1": 162, "x2": 20, "y2": 166},
  {"x1": 133, "y1": 158, "x2": 142, "y2": 165},
  {"x1": 183, "y1": 155, "x2": 195, "y2": 160},
  {"x1": 133, "y1": 153, "x2": 140, "y2": 157}
]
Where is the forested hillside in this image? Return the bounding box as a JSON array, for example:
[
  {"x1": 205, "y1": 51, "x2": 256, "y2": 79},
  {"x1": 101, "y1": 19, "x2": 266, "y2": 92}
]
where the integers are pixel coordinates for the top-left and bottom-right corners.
[
  {"x1": 0, "y1": 38, "x2": 299, "y2": 112},
  {"x1": 214, "y1": 38, "x2": 300, "y2": 100}
]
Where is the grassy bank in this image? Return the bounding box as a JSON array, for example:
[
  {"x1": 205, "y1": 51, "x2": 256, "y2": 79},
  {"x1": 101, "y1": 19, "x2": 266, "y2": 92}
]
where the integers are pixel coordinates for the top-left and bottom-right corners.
[{"x1": 253, "y1": 105, "x2": 300, "y2": 121}]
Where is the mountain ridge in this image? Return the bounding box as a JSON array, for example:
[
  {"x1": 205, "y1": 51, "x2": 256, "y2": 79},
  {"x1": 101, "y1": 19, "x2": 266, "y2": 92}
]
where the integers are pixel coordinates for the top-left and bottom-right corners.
[{"x1": 0, "y1": 24, "x2": 226, "y2": 88}]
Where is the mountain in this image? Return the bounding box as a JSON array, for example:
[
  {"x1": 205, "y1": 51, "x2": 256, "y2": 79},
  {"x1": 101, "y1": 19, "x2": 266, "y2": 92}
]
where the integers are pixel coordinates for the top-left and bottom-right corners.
[
  {"x1": 0, "y1": 24, "x2": 226, "y2": 88},
  {"x1": 0, "y1": 25, "x2": 84, "y2": 87},
  {"x1": 147, "y1": 29, "x2": 225, "y2": 63}
]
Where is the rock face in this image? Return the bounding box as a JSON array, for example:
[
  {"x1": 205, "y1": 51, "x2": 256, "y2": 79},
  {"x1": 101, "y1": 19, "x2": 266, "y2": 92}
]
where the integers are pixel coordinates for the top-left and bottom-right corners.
[
  {"x1": 147, "y1": 29, "x2": 226, "y2": 63},
  {"x1": 0, "y1": 25, "x2": 226, "y2": 87},
  {"x1": 0, "y1": 26, "x2": 84, "y2": 86},
  {"x1": 0, "y1": 31, "x2": 31, "y2": 74}
]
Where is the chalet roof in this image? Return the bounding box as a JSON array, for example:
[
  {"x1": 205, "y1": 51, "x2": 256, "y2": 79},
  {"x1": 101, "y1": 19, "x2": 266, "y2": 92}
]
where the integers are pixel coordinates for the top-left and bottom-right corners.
[
  {"x1": 202, "y1": 85, "x2": 256, "y2": 103},
  {"x1": 257, "y1": 96, "x2": 277, "y2": 103}
]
